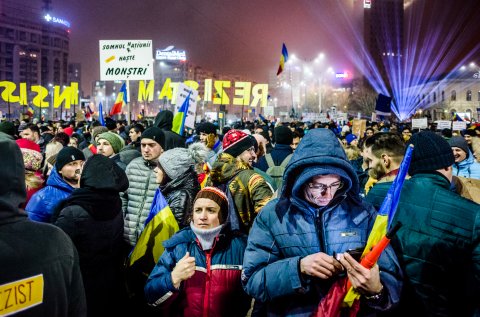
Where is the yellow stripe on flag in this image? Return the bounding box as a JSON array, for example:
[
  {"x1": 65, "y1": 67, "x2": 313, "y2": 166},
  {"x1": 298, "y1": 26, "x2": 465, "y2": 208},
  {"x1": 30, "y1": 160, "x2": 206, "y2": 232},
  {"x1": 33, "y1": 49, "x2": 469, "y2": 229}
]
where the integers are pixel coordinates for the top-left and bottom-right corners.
[{"x1": 128, "y1": 206, "x2": 179, "y2": 267}]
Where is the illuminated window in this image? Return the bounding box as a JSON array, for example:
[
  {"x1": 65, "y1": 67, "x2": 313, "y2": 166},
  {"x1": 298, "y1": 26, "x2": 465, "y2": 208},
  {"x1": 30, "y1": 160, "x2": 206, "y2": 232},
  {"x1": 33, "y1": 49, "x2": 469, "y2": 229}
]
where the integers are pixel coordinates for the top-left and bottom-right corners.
[{"x1": 466, "y1": 90, "x2": 472, "y2": 101}]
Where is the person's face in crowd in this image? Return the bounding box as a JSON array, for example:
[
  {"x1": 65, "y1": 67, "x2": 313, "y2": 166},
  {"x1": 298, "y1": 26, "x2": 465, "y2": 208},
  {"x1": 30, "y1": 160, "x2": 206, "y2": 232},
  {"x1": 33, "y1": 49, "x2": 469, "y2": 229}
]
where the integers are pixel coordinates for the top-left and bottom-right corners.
[
  {"x1": 192, "y1": 198, "x2": 222, "y2": 229},
  {"x1": 304, "y1": 174, "x2": 343, "y2": 207},
  {"x1": 97, "y1": 139, "x2": 115, "y2": 157},
  {"x1": 402, "y1": 129, "x2": 412, "y2": 142},
  {"x1": 364, "y1": 146, "x2": 388, "y2": 180},
  {"x1": 341, "y1": 138, "x2": 347, "y2": 146},
  {"x1": 129, "y1": 128, "x2": 141, "y2": 142},
  {"x1": 237, "y1": 146, "x2": 257, "y2": 168},
  {"x1": 68, "y1": 138, "x2": 78, "y2": 148},
  {"x1": 452, "y1": 147, "x2": 467, "y2": 163},
  {"x1": 199, "y1": 132, "x2": 209, "y2": 145},
  {"x1": 254, "y1": 128, "x2": 264, "y2": 134},
  {"x1": 291, "y1": 137, "x2": 301, "y2": 151},
  {"x1": 365, "y1": 129, "x2": 374, "y2": 138},
  {"x1": 128, "y1": 129, "x2": 142, "y2": 142},
  {"x1": 154, "y1": 165, "x2": 166, "y2": 185},
  {"x1": 141, "y1": 138, "x2": 163, "y2": 161},
  {"x1": 59, "y1": 160, "x2": 84, "y2": 187},
  {"x1": 350, "y1": 139, "x2": 359, "y2": 147},
  {"x1": 464, "y1": 134, "x2": 472, "y2": 145},
  {"x1": 20, "y1": 128, "x2": 39, "y2": 142}
]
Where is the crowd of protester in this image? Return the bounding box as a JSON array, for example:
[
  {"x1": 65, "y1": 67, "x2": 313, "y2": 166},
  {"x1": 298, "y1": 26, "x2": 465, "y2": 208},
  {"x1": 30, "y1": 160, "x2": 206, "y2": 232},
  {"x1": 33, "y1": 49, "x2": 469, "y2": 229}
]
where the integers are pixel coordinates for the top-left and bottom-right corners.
[{"x1": 0, "y1": 111, "x2": 479, "y2": 316}]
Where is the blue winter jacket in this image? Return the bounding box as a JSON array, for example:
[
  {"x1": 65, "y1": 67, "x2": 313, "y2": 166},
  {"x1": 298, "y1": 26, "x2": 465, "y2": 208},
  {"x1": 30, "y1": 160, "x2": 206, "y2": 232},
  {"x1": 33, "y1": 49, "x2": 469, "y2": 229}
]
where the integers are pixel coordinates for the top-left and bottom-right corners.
[
  {"x1": 242, "y1": 128, "x2": 402, "y2": 316},
  {"x1": 26, "y1": 168, "x2": 75, "y2": 223},
  {"x1": 452, "y1": 150, "x2": 480, "y2": 179}
]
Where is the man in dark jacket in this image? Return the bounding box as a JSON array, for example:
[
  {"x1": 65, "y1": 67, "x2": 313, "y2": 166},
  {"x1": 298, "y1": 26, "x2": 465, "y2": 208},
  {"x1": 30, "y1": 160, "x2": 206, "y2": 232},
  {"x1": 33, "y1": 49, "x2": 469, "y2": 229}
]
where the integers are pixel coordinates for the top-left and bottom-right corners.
[
  {"x1": 242, "y1": 128, "x2": 402, "y2": 316},
  {"x1": 0, "y1": 132, "x2": 86, "y2": 316},
  {"x1": 387, "y1": 131, "x2": 480, "y2": 316},
  {"x1": 255, "y1": 125, "x2": 293, "y2": 173},
  {"x1": 154, "y1": 110, "x2": 185, "y2": 150},
  {"x1": 55, "y1": 155, "x2": 129, "y2": 317}
]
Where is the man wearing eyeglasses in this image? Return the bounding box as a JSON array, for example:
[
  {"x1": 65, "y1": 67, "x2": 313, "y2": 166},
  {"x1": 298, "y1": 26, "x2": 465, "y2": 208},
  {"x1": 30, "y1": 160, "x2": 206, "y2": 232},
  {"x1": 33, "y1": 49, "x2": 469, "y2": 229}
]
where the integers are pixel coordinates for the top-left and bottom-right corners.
[
  {"x1": 122, "y1": 127, "x2": 166, "y2": 248},
  {"x1": 210, "y1": 129, "x2": 273, "y2": 233},
  {"x1": 242, "y1": 128, "x2": 402, "y2": 316}
]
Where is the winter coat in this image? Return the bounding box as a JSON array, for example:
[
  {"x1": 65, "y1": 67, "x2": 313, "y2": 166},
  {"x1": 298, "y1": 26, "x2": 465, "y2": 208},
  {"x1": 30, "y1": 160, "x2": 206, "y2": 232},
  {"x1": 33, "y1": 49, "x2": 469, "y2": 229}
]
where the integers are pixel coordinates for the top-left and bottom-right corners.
[
  {"x1": 210, "y1": 152, "x2": 273, "y2": 232},
  {"x1": 54, "y1": 155, "x2": 129, "y2": 317},
  {"x1": 255, "y1": 143, "x2": 293, "y2": 172},
  {"x1": 242, "y1": 128, "x2": 402, "y2": 316},
  {"x1": 0, "y1": 135, "x2": 86, "y2": 317},
  {"x1": 387, "y1": 173, "x2": 480, "y2": 316},
  {"x1": 452, "y1": 151, "x2": 480, "y2": 179},
  {"x1": 26, "y1": 167, "x2": 75, "y2": 223},
  {"x1": 145, "y1": 227, "x2": 251, "y2": 317},
  {"x1": 122, "y1": 156, "x2": 159, "y2": 246},
  {"x1": 154, "y1": 110, "x2": 186, "y2": 150},
  {"x1": 160, "y1": 167, "x2": 200, "y2": 227}
]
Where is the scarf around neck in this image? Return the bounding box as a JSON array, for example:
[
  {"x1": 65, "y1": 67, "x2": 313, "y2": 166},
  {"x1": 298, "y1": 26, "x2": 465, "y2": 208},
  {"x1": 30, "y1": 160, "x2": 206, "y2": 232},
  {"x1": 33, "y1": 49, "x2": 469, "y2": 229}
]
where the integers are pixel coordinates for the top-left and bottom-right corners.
[{"x1": 190, "y1": 222, "x2": 223, "y2": 251}]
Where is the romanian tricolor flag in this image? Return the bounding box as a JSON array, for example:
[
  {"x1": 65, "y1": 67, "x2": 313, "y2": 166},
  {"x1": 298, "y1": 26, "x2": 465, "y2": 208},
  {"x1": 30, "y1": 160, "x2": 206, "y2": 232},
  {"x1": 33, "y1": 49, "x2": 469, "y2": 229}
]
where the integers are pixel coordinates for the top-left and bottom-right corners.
[
  {"x1": 276, "y1": 43, "x2": 289, "y2": 76},
  {"x1": 110, "y1": 83, "x2": 128, "y2": 116},
  {"x1": 172, "y1": 92, "x2": 191, "y2": 136},
  {"x1": 85, "y1": 104, "x2": 94, "y2": 121},
  {"x1": 26, "y1": 105, "x2": 35, "y2": 116},
  {"x1": 127, "y1": 189, "x2": 179, "y2": 275}
]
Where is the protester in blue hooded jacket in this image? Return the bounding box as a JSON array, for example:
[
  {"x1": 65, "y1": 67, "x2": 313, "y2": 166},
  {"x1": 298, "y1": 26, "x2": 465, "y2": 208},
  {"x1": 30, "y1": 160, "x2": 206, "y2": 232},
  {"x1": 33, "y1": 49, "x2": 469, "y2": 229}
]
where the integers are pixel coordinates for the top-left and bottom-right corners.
[
  {"x1": 26, "y1": 147, "x2": 85, "y2": 223},
  {"x1": 242, "y1": 128, "x2": 402, "y2": 316}
]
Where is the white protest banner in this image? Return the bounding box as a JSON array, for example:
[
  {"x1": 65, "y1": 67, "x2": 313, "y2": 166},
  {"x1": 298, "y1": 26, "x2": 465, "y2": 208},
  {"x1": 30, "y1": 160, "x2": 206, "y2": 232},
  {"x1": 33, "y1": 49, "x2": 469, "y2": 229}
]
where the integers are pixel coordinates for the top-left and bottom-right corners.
[
  {"x1": 99, "y1": 40, "x2": 154, "y2": 80},
  {"x1": 174, "y1": 83, "x2": 198, "y2": 130},
  {"x1": 452, "y1": 121, "x2": 467, "y2": 131},
  {"x1": 412, "y1": 118, "x2": 428, "y2": 129},
  {"x1": 435, "y1": 120, "x2": 452, "y2": 130}
]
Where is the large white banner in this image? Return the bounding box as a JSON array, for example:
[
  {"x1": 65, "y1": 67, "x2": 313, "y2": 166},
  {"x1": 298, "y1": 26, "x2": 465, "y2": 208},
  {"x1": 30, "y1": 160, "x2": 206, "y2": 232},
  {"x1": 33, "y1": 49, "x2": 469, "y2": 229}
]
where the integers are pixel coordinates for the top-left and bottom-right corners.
[{"x1": 99, "y1": 40, "x2": 154, "y2": 81}]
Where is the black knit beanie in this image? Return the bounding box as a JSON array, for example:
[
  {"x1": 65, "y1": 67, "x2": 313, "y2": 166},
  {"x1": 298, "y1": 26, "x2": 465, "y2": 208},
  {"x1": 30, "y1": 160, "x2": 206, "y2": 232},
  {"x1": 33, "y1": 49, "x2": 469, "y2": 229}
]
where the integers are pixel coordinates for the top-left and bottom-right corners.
[
  {"x1": 407, "y1": 131, "x2": 454, "y2": 175},
  {"x1": 274, "y1": 126, "x2": 294, "y2": 145},
  {"x1": 196, "y1": 122, "x2": 217, "y2": 135},
  {"x1": 56, "y1": 147, "x2": 85, "y2": 171},
  {"x1": 141, "y1": 127, "x2": 166, "y2": 149}
]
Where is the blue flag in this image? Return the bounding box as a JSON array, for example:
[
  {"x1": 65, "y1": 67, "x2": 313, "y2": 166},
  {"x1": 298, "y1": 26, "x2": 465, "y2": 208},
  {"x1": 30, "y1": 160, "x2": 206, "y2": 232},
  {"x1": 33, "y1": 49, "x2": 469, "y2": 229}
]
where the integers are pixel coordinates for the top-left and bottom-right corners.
[{"x1": 98, "y1": 102, "x2": 106, "y2": 126}]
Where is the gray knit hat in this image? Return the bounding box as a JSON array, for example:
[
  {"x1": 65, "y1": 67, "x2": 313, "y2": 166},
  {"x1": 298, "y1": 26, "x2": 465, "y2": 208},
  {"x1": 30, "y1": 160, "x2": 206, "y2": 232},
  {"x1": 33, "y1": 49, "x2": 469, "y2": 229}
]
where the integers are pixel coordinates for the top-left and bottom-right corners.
[
  {"x1": 448, "y1": 136, "x2": 469, "y2": 157},
  {"x1": 158, "y1": 142, "x2": 208, "y2": 179},
  {"x1": 97, "y1": 132, "x2": 125, "y2": 154}
]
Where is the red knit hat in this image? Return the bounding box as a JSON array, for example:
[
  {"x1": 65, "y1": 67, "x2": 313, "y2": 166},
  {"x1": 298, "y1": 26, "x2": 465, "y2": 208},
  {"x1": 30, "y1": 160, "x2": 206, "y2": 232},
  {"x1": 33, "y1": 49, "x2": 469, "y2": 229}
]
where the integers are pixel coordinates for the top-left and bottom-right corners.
[
  {"x1": 16, "y1": 139, "x2": 42, "y2": 171},
  {"x1": 222, "y1": 129, "x2": 254, "y2": 158},
  {"x1": 63, "y1": 127, "x2": 74, "y2": 136}
]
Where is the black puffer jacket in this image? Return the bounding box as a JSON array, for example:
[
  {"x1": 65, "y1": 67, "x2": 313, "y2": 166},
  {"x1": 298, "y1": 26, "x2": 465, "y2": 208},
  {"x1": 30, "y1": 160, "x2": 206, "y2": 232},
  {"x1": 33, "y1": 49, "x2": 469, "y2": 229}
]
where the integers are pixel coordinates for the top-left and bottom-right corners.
[
  {"x1": 159, "y1": 166, "x2": 200, "y2": 227},
  {"x1": 54, "y1": 155, "x2": 129, "y2": 317}
]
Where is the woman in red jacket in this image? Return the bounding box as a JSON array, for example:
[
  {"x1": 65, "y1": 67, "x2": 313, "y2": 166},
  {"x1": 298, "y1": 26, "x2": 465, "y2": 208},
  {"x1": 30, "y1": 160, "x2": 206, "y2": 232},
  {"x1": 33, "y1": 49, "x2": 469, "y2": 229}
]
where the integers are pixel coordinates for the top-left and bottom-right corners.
[{"x1": 145, "y1": 187, "x2": 251, "y2": 317}]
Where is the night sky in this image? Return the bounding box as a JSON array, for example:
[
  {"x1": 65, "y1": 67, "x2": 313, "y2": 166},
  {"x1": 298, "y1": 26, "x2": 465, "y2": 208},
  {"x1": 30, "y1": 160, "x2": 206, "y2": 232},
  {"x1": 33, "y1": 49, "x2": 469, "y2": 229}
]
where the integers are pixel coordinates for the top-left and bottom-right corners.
[{"x1": 52, "y1": 0, "x2": 480, "y2": 93}]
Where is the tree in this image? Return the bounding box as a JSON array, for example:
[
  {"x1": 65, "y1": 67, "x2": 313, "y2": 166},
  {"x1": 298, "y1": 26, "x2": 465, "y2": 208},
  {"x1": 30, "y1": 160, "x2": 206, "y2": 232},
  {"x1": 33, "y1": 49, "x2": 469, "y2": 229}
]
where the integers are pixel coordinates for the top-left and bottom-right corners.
[{"x1": 348, "y1": 79, "x2": 377, "y2": 116}]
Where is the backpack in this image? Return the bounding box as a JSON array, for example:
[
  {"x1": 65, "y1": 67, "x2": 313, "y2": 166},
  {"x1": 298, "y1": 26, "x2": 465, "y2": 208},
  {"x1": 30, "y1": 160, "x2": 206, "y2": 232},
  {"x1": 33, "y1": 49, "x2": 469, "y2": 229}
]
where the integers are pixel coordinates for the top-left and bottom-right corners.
[{"x1": 265, "y1": 153, "x2": 292, "y2": 190}]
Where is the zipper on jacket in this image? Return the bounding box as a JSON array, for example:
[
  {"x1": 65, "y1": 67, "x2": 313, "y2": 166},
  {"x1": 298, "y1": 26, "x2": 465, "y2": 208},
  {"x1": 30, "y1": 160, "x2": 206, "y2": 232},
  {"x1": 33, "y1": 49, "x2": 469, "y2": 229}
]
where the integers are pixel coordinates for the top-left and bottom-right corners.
[
  {"x1": 134, "y1": 171, "x2": 151, "y2": 240},
  {"x1": 203, "y1": 249, "x2": 212, "y2": 317}
]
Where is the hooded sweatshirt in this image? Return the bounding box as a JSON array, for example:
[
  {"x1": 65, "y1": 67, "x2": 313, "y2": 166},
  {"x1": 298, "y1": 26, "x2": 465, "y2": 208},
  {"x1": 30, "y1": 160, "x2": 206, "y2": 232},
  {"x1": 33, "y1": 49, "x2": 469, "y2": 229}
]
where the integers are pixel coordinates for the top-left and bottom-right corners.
[
  {"x1": 54, "y1": 155, "x2": 129, "y2": 317},
  {"x1": 153, "y1": 110, "x2": 186, "y2": 150},
  {"x1": 0, "y1": 133, "x2": 86, "y2": 317}
]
